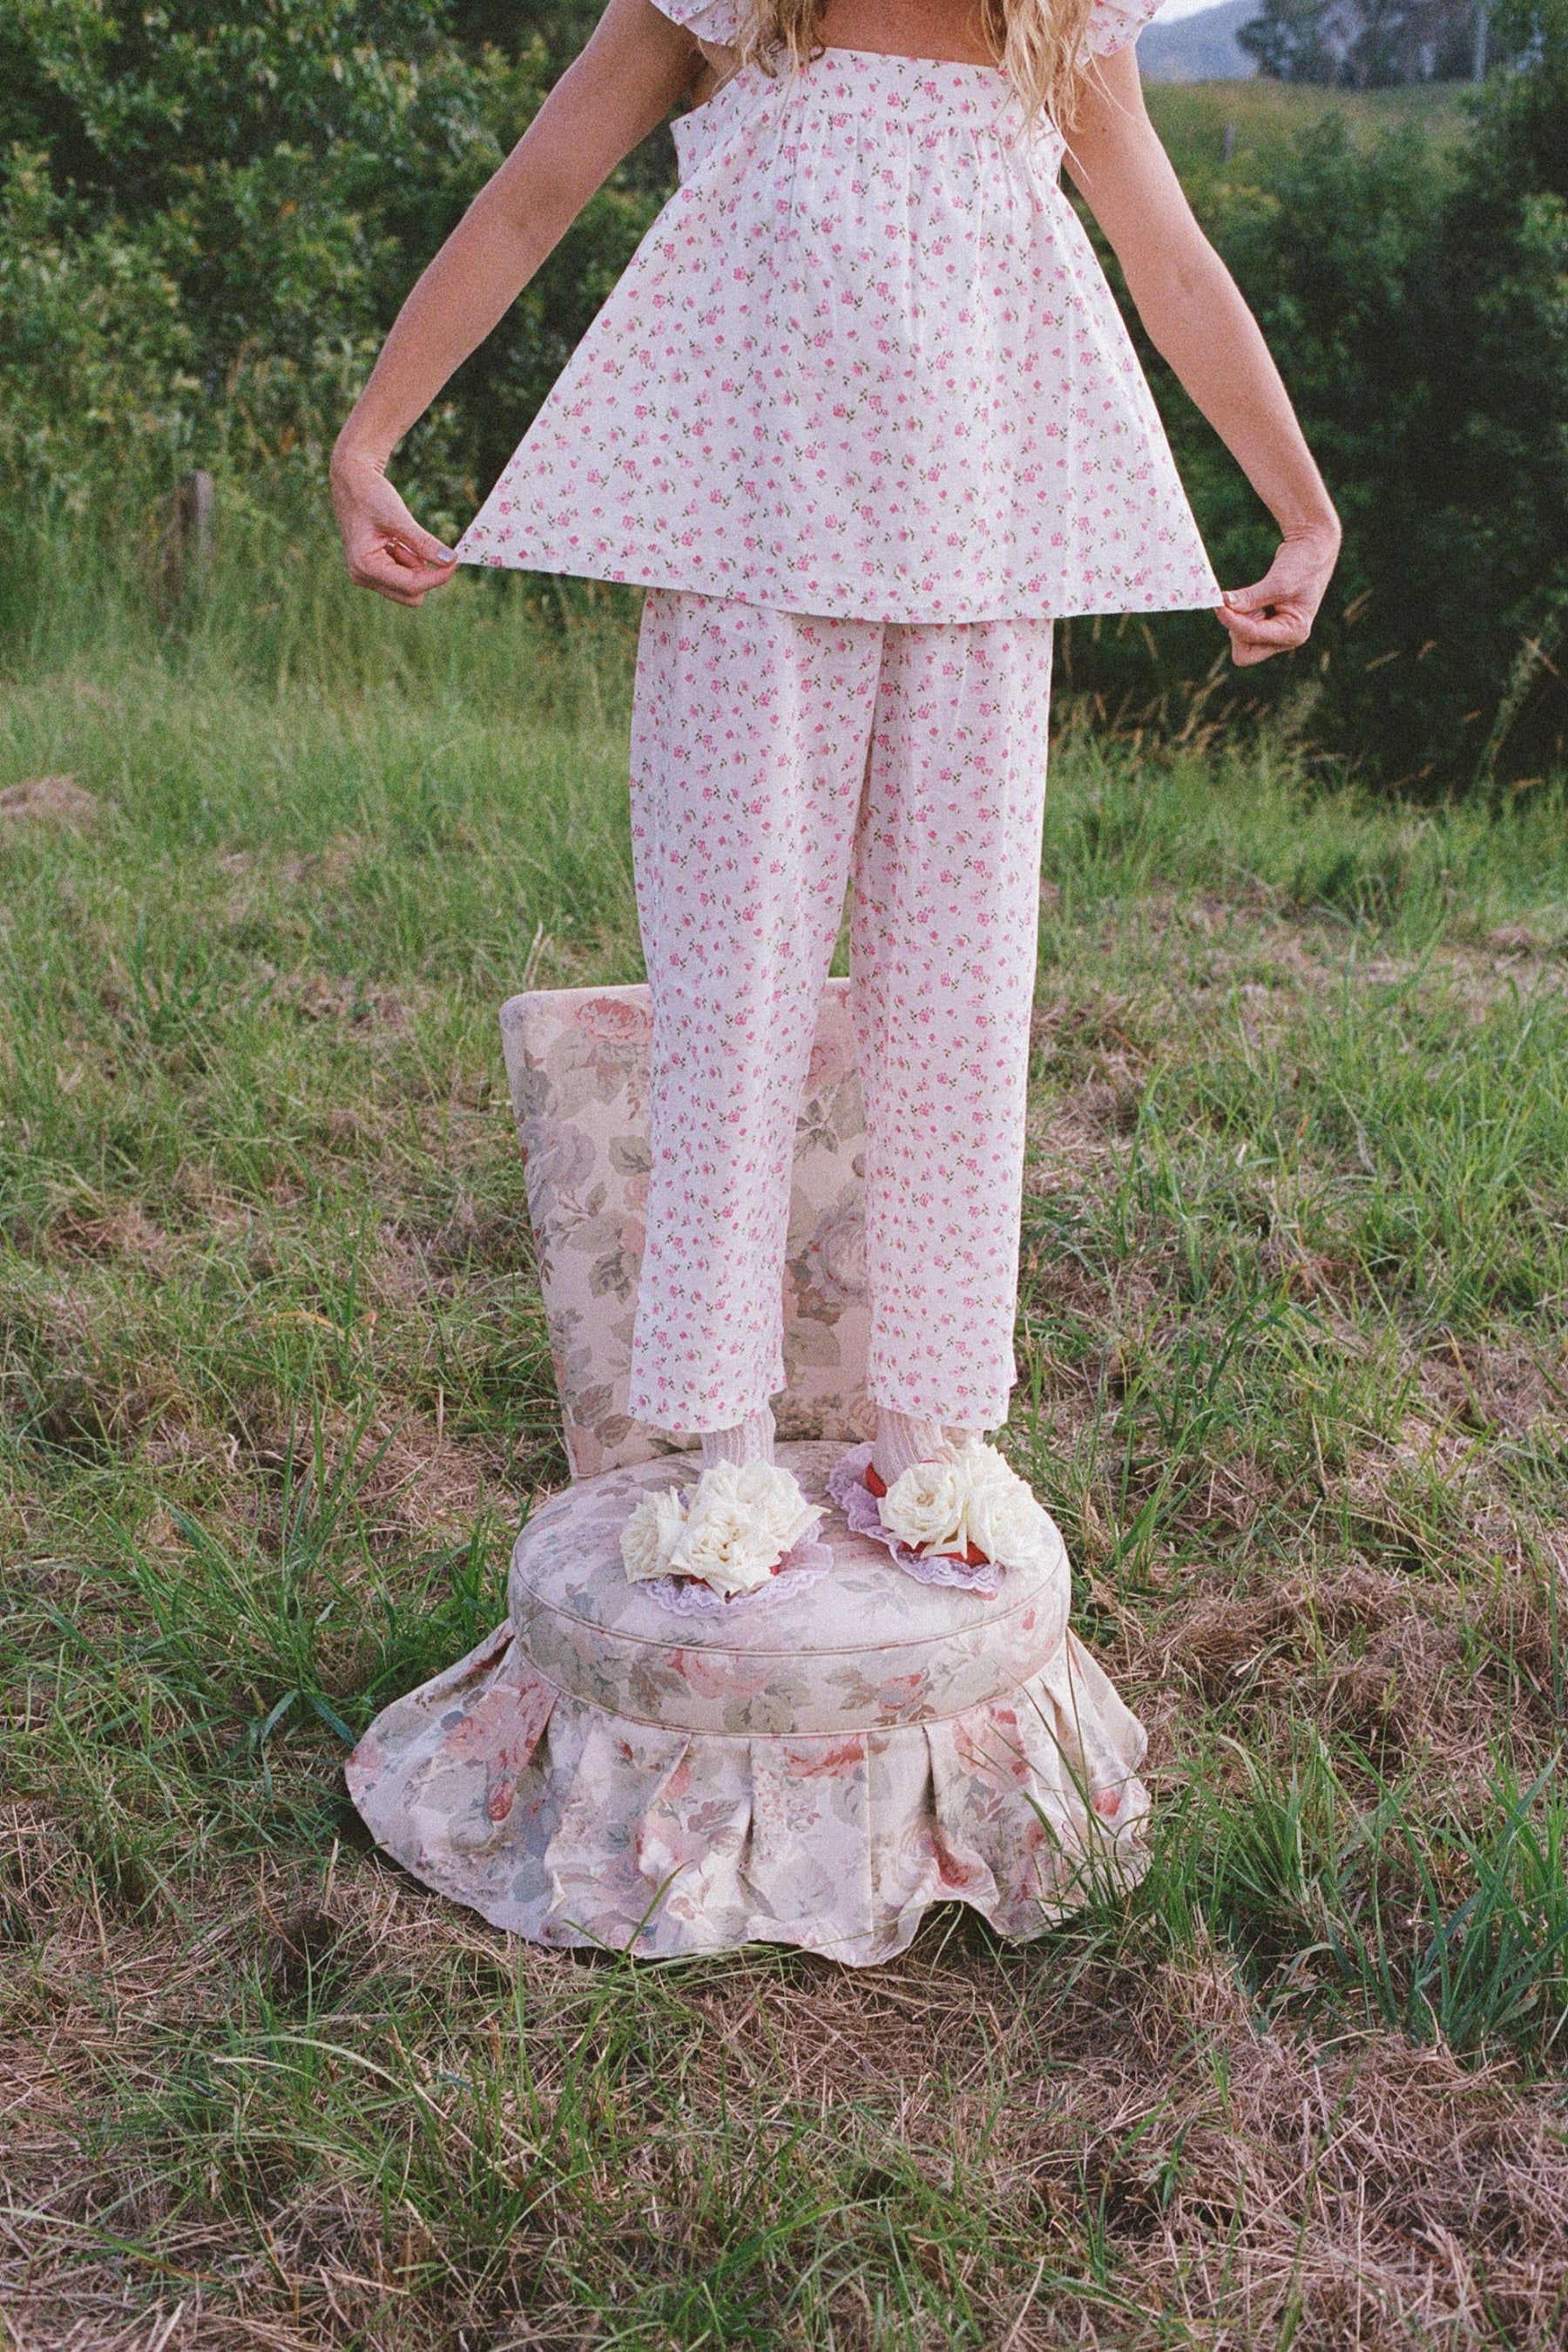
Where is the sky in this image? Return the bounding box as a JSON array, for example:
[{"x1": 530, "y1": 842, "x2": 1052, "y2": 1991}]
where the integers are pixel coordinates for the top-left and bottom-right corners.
[{"x1": 1151, "y1": 0, "x2": 1246, "y2": 20}]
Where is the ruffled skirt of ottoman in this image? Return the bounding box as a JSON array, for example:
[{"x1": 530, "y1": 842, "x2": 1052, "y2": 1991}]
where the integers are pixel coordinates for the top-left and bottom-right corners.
[{"x1": 346, "y1": 1618, "x2": 1151, "y2": 1966}]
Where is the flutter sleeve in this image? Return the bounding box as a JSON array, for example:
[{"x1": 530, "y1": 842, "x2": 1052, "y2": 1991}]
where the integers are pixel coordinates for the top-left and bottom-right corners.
[
  {"x1": 647, "y1": 0, "x2": 747, "y2": 44},
  {"x1": 1082, "y1": 0, "x2": 1164, "y2": 57}
]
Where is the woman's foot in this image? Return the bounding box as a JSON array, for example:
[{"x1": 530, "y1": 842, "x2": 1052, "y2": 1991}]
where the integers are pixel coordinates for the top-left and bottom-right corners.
[
  {"x1": 868, "y1": 1438, "x2": 1049, "y2": 1574},
  {"x1": 622, "y1": 1459, "x2": 822, "y2": 1599}
]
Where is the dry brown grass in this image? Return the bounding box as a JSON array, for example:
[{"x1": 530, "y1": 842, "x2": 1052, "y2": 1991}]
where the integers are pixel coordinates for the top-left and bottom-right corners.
[{"x1": 8, "y1": 1864, "x2": 1568, "y2": 2349}]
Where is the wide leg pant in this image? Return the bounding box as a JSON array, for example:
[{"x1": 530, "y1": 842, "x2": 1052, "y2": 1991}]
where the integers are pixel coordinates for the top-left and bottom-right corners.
[{"x1": 625, "y1": 589, "x2": 1053, "y2": 1436}]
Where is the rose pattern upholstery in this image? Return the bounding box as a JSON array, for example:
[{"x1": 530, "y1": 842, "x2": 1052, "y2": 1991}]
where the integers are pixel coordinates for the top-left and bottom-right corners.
[
  {"x1": 499, "y1": 980, "x2": 875, "y2": 1479},
  {"x1": 346, "y1": 984, "x2": 1152, "y2": 1963},
  {"x1": 348, "y1": 1443, "x2": 1150, "y2": 1961}
]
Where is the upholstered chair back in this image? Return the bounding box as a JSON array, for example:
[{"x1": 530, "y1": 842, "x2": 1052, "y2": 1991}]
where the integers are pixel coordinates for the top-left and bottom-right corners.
[{"x1": 499, "y1": 980, "x2": 875, "y2": 1481}]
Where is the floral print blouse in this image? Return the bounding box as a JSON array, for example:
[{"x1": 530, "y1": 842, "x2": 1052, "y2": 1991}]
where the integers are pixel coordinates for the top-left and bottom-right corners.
[{"x1": 456, "y1": 0, "x2": 1221, "y2": 624}]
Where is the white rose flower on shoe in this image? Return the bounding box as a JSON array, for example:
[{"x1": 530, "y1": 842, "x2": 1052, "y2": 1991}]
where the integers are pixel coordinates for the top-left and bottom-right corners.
[
  {"x1": 879, "y1": 1439, "x2": 1047, "y2": 1571},
  {"x1": 727, "y1": 1460, "x2": 823, "y2": 1565},
  {"x1": 625, "y1": 1461, "x2": 824, "y2": 1599},
  {"x1": 950, "y1": 1440, "x2": 1050, "y2": 1567},
  {"x1": 879, "y1": 1457, "x2": 966, "y2": 1556},
  {"x1": 620, "y1": 1485, "x2": 689, "y2": 1583}
]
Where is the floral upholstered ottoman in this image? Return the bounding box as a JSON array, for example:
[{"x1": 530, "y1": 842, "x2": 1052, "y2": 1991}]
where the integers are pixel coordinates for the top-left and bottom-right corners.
[{"x1": 347, "y1": 983, "x2": 1151, "y2": 1964}]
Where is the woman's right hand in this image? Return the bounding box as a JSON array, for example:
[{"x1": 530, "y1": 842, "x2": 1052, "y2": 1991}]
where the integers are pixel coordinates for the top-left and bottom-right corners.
[
  {"x1": 331, "y1": 446, "x2": 459, "y2": 607},
  {"x1": 323, "y1": 0, "x2": 695, "y2": 608}
]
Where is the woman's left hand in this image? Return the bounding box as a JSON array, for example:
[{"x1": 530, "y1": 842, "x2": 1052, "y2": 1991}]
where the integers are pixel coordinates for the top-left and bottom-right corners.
[{"x1": 1218, "y1": 524, "x2": 1341, "y2": 666}]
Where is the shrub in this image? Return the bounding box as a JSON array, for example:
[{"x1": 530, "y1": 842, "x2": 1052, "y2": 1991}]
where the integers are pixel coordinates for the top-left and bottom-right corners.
[
  {"x1": 1071, "y1": 9, "x2": 1568, "y2": 787},
  {"x1": 0, "y1": 145, "x2": 195, "y2": 505},
  {"x1": 2, "y1": 0, "x2": 1564, "y2": 785},
  {"x1": 0, "y1": 0, "x2": 661, "y2": 531},
  {"x1": 1214, "y1": 105, "x2": 1567, "y2": 787}
]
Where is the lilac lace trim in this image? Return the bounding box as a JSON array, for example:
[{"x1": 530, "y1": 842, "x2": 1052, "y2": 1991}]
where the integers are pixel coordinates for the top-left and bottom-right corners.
[
  {"x1": 827, "y1": 1444, "x2": 1007, "y2": 1598},
  {"x1": 639, "y1": 1535, "x2": 835, "y2": 1619}
]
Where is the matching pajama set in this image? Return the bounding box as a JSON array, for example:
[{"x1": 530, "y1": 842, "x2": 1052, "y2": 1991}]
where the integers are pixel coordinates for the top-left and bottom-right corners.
[{"x1": 457, "y1": 0, "x2": 1221, "y2": 1436}]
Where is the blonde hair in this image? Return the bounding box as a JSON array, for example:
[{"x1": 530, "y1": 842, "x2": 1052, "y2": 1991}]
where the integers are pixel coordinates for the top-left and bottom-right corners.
[{"x1": 732, "y1": 0, "x2": 1098, "y2": 130}]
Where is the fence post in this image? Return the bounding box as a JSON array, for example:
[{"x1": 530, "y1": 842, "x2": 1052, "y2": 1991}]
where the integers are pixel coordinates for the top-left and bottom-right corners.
[
  {"x1": 159, "y1": 469, "x2": 216, "y2": 616},
  {"x1": 175, "y1": 469, "x2": 216, "y2": 576}
]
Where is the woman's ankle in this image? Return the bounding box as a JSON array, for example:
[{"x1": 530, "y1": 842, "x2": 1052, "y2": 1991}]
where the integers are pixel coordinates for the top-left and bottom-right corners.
[
  {"x1": 700, "y1": 1403, "x2": 776, "y2": 1470},
  {"x1": 871, "y1": 1409, "x2": 947, "y2": 1489}
]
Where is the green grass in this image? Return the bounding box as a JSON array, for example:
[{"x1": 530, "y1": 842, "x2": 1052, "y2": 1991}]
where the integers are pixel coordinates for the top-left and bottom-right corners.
[
  {"x1": 1146, "y1": 75, "x2": 1476, "y2": 206},
  {"x1": 6, "y1": 546, "x2": 1568, "y2": 2349}
]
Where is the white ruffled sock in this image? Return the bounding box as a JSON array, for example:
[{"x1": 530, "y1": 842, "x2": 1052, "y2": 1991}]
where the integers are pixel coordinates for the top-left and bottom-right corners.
[
  {"x1": 871, "y1": 1408, "x2": 948, "y2": 1490},
  {"x1": 700, "y1": 1403, "x2": 776, "y2": 1470}
]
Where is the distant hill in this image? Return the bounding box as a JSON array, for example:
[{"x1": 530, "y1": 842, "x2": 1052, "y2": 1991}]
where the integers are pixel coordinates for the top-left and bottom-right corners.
[{"x1": 1138, "y1": 0, "x2": 1262, "y2": 80}]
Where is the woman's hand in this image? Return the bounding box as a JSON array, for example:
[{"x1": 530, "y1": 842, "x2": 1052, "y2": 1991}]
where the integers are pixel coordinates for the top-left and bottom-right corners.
[
  {"x1": 331, "y1": 449, "x2": 458, "y2": 607},
  {"x1": 1218, "y1": 524, "x2": 1341, "y2": 666},
  {"x1": 325, "y1": 0, "x2": 694, "y2": 605}
]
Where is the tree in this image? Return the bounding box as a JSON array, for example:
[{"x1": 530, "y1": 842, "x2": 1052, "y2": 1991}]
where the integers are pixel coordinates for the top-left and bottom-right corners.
[
  {"x1": 0, "y1": 0, "x2": 666, "y2": 523},
  {"x1": 1240, "y1": 0, "x2": 1495, "y2": 84},
  {"x1": 1070, "y1": 0, "x2": 1567, "y2": 784}
]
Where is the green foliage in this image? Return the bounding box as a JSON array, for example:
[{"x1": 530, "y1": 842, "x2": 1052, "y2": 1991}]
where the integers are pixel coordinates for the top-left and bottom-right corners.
[
  {"x1": 3, "y1": 0, "x2": 1566, "y2": 785},
  {"x1": 1087, "y1": 45, "x2": 1568, "y2": 788},
  {"x1": 1219, "y1": 109, "x2": 1566, "y2": 786},
  {"x1": 0, "y1": 0, "x2": 661, "y2": 527},
  {"x1": 0, "y1": 141, "x2": 195, "y2": 500},
  {"x1": 1236, "y1": 0, "x2": 1497, "y2": 87}
]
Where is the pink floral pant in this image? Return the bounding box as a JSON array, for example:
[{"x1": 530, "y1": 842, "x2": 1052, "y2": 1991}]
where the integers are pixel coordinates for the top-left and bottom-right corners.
[{"x1": 626, "y1": 589, "x2": 1053, "y2": 1435}]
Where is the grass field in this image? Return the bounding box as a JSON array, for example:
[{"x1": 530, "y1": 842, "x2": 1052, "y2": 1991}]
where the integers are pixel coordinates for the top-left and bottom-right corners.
[
  {"x1": 5, "y1": 539, "x2": 1568, "y2": 2352},
  {"x1": 1146, "y1": 73, "x2": 1475, "y2": 194}
]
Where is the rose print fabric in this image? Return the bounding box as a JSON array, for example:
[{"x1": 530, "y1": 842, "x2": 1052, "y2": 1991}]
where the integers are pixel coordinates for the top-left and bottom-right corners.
[
  {"x1": 346, "y1": 1442, "x2": 1152, "y2": 1963},
  {"x1": 627, "y1": 588, "x2": 1051, "y2": 1436},
  {"x1": 352, "y1": 999, "x2": 1157, "y2": 1963},
  {"x1": 456, "y1": 22, "x2": 1221, "y2": 623}
]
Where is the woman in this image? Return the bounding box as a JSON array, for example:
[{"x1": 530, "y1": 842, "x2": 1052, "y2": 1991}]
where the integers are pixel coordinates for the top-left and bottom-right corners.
[{"x1": 332, "y1": 0, "x2": 1335, "y2": 1595}]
